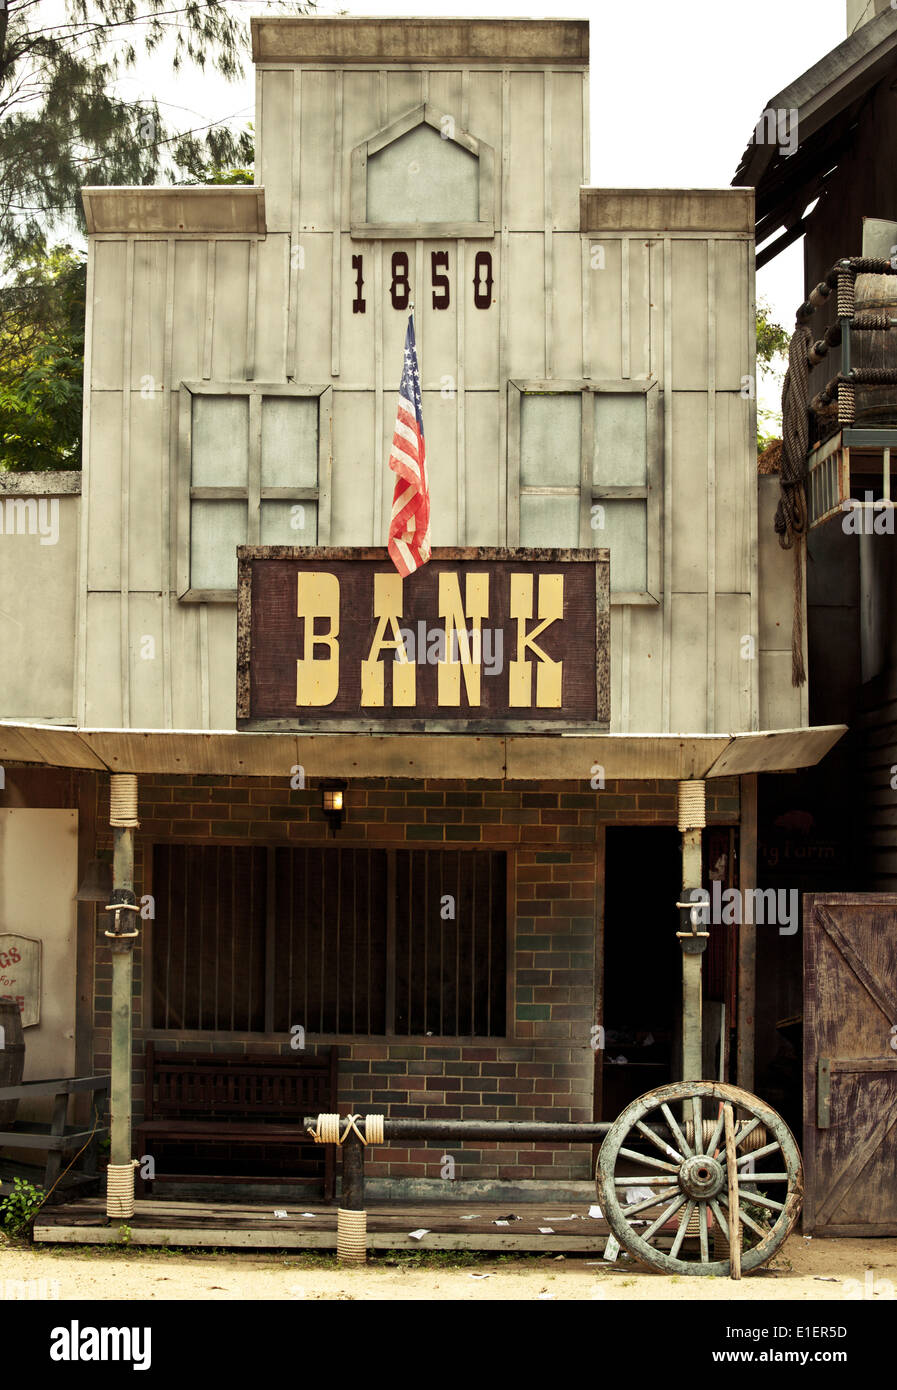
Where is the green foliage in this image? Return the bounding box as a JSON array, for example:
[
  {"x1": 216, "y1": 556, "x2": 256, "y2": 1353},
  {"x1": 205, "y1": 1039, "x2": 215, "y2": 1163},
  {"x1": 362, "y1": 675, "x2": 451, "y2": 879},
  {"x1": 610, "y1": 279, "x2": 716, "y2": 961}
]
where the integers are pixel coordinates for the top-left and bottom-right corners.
[
  {"x1": 200, "y1": 167, "x2": 254, "y2": 187},
  {"x1": 757, "y1": 299, "x2": 790, "y2": 369},
  {"x1": 0, "y1": 1176, "x2": 47, "y2": 1238},
  {"x1": 177, "y1": 122, "x2": 255, "y2": 186},
  {"x1": 0, "y1": 1, "x2": 310, "y2": 257},
  {"x1": 118, "y1": 1223, "x2": 132, "y2": 1245},
  {"x1": 756, "y1": 298, "x2": 790, "y2": 455},
  {"x1": 0, "y1": 242, "x2": 86, "y2": 470}
]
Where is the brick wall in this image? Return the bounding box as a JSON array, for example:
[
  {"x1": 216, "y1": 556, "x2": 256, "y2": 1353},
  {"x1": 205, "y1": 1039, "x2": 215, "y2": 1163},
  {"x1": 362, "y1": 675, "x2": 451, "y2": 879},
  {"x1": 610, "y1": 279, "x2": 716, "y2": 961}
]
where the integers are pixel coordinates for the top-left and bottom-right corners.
[{"x1": 83, "y1": 771, "x2": 739, "y2": 1183}]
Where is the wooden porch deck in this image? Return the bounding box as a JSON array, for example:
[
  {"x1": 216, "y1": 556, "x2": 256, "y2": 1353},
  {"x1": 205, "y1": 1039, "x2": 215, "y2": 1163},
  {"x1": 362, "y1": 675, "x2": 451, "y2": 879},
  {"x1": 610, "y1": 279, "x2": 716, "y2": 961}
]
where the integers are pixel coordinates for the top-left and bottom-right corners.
[{"x1": 34, "y1": 1197, "x2": 613, "y2": 1252}]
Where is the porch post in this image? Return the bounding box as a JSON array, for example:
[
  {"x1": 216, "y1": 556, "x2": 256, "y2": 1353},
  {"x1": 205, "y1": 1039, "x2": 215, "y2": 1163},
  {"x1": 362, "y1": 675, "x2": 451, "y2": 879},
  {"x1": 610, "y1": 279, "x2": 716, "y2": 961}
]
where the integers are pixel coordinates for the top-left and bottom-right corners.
[
  {"x1": 678, "y1": 780, "x2": 708, "y2": 1083},
  {"x1": 105, "y1": 774, "x2": 140, "y2": 1218},
  {"x1": 736, "y1": 774, "x2": 758, "y2": 1091},
  {"x1": 337, "y1": 1132, "x2": 367, "y2": 1264}
]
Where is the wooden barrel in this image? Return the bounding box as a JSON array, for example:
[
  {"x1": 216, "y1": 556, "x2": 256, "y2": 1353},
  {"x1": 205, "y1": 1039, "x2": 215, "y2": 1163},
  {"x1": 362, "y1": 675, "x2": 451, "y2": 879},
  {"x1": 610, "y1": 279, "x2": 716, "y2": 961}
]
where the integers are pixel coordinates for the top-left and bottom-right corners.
[
  {"x1": 0, "y1": 999, "x2": 25, "y2": 1129},
  {"x1": 853, "y1": 273, "x2": 897, "y2": 427}
]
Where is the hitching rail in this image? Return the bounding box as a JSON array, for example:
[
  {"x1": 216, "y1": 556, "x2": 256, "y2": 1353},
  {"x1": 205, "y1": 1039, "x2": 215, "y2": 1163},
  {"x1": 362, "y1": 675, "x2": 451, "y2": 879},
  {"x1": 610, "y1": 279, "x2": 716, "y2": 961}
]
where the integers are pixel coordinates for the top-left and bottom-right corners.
[
  {"x1": 305, "y1": 1119, "x2": 612, "y2": 1143},
  {"x1": 304, "y1": 1116, "x2": 616, "y2": 1233}
]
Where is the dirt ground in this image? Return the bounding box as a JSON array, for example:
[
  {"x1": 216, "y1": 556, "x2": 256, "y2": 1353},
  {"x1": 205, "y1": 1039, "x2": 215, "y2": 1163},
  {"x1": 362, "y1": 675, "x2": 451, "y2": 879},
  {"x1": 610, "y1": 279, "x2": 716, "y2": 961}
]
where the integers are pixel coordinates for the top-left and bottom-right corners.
[{"x1": 1, "y1": 1233, "x2": 896, "y2": 1301}]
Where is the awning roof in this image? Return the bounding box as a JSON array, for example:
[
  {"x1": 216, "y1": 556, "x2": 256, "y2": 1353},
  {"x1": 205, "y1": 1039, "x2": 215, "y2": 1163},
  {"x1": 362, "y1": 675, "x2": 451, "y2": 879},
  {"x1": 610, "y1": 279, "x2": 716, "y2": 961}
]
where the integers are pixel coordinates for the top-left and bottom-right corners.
[{"x1": 0, "y1": 722, "x2": 847, "y2": 781}]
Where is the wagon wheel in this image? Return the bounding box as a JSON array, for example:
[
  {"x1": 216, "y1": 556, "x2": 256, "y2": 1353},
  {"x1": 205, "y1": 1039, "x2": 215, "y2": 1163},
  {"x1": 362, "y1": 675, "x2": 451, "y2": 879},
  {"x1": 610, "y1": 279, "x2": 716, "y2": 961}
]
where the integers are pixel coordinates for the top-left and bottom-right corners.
[{"x1": 595, "y1": 1080, "x2": 803, "y2": 1276}]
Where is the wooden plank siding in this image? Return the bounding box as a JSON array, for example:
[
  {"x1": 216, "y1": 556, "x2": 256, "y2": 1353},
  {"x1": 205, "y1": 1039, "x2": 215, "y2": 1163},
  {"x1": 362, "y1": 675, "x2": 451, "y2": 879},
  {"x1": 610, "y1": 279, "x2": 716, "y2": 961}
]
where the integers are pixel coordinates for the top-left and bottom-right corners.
[{"x1": 76, "y1": 46, "x2": 799, "y2": 738}]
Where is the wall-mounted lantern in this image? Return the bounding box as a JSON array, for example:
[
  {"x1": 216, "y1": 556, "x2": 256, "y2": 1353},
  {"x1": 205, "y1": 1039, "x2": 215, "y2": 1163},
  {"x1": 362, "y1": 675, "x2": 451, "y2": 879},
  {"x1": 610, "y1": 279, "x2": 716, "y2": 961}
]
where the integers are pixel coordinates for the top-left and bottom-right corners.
[{"x1": 321, "y1": 780, "x2": 347, "y2": 834}]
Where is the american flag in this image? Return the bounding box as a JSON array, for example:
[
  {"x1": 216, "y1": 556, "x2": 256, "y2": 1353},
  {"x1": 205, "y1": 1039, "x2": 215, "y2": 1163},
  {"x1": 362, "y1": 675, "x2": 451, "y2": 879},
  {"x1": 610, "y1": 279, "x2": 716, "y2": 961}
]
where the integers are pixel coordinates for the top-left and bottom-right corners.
[{"x1": 387, "y1": 313, "x2": 430, "y2": 577}]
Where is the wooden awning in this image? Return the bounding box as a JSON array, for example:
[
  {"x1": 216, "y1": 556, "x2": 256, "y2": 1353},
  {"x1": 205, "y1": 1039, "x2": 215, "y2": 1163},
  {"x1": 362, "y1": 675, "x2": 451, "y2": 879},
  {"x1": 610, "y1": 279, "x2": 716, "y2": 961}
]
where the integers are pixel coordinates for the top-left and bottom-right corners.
[{"x1": 0, "y1": 722, "x2": 846, "y2": 780}]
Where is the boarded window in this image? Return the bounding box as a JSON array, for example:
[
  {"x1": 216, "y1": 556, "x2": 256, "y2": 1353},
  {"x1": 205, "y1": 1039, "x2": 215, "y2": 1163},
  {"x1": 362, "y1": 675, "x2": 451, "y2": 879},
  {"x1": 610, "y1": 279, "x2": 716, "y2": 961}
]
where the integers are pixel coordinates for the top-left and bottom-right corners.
[
  {"x1": 151, "y1": 844, "x2": 507, "y2": 1039},
  {"x1": 183, "y1": 388, "x2": 325, "y2": 597},
  {"x1": 514, "y1": 382, "x2": 659, "y2": 601},
  {"x1": 520, "y1": 394, "x2": 581, "y2": 488}
]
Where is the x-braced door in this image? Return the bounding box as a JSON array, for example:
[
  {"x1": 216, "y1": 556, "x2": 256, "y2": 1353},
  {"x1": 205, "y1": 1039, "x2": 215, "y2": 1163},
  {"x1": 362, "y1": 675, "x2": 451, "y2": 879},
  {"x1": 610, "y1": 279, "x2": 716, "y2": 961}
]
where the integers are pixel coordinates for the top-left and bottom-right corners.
[{"x1": 804, "y1": 893, "x2": 897, "y2": 1235}]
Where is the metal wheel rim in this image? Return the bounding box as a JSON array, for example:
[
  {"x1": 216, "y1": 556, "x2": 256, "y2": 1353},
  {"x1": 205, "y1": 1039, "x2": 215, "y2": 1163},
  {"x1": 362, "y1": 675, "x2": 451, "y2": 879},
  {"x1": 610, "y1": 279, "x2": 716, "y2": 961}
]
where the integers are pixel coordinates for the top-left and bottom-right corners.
[{"x1": 595, "y1": 1080, "x2": 803, "y2": 1276}]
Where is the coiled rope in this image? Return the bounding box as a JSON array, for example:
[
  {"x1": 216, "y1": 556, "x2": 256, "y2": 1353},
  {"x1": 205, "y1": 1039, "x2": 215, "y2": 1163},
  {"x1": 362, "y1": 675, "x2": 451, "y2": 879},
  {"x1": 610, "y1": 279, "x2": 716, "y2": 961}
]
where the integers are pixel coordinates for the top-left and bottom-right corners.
[
  {"x1": 106, "y1": 1159, "x2": 140, "y2": 1218},
  {"x1": 307, "y1": 1113, "x2": 384, "y2": 1145},
  {"x1": 336, "y1": 1208, "x2": 367, "y2": 1263}
]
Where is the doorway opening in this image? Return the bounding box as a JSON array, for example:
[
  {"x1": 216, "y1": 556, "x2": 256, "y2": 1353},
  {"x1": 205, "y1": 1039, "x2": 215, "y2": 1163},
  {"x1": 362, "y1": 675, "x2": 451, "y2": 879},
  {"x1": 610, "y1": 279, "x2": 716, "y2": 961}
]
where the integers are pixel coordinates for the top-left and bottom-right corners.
[
  {"x1": 599, "y1": 825, "x2": 738, "y2": 1121},
  {"x1": 600, "y1": 827, "x2": 681, "y2": 1121}
]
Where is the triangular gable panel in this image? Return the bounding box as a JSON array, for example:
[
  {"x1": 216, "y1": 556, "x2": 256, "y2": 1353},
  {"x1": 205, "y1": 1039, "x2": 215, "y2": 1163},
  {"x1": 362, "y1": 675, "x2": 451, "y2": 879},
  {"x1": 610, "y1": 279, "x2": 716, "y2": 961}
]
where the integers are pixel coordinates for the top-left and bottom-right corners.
[{"x1": 350, "y1": 103, "x2": 495, "y2": 240}]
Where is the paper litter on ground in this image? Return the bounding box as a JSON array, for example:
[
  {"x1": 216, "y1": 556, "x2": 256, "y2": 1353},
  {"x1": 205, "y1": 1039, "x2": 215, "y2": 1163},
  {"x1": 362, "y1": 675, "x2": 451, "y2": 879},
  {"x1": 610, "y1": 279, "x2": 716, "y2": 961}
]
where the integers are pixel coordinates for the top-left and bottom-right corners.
[
  {"x1": 408, "y1": 1229, "x2": 429, "y2": 1240},
  {"x1": 623, "y1": 1186, "x2": 656, "y2": 1204}
]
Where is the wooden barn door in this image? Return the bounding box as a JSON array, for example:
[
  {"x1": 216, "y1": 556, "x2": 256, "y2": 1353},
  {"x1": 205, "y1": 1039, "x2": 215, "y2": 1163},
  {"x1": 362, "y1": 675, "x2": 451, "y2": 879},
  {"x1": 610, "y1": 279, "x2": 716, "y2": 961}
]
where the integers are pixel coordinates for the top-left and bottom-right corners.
[{"x1": 804, "y1": 893, "x2": 897, "y2": 1234}]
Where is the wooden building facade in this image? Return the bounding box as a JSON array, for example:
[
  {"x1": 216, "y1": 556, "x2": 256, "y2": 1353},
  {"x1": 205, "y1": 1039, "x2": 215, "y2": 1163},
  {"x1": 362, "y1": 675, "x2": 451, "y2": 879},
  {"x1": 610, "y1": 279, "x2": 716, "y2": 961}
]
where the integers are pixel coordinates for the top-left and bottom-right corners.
[{"x1": 0, "y1": 17, "x2": 840, "y2": 1199}]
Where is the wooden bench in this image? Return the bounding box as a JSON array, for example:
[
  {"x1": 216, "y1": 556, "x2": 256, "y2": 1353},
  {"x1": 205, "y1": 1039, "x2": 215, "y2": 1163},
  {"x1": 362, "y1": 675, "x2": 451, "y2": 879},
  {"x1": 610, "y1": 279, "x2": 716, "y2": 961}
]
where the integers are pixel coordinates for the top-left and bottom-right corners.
[
  {"x1": 135, "y1": 1045, "x2": 337, "y2": 1199},
  {"x1": 0, "y1": 1074, "x2": 110, "y2": 1193}
]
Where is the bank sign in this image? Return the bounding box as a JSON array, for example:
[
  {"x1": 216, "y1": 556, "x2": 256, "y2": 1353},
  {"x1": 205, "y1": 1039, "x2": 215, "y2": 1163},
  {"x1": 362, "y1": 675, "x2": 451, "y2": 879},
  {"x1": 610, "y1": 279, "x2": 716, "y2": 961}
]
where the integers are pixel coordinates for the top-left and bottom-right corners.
[{"x1": 237, "y1": 548, "x2": 610, "y2": 732}]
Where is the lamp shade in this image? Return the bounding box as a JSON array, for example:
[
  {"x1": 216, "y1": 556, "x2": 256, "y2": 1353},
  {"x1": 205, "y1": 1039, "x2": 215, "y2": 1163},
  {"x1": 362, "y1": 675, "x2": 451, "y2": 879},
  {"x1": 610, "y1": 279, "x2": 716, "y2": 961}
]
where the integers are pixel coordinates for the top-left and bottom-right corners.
[{"x1": 75, "y1": 856, "x2": 114, "y2": 902}]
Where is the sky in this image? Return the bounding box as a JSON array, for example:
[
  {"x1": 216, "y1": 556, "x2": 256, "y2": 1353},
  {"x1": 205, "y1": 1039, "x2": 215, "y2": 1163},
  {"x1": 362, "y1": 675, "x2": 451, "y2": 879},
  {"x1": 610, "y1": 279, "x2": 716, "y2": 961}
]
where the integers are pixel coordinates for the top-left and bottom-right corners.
[{"x1": 111, "y1": 0, "x2": 853, "y2": 391}]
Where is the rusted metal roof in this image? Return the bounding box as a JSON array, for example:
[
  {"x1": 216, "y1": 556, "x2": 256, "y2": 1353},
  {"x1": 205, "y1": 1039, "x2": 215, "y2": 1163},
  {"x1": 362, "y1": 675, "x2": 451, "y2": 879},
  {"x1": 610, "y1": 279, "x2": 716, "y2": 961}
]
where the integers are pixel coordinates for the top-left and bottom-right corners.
[{"x1": 732, "y1": 8, "x2": 897, "y2": 264}]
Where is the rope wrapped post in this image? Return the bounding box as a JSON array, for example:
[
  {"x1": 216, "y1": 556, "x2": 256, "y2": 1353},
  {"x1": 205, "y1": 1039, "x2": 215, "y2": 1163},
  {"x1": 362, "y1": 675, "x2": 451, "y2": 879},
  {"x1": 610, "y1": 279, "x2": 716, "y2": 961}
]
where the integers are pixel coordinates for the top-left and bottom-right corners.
[
  {"x1": 339, "y1": 1126, "x2": 367, "y2": 1264},
  {"x1": 837, "y1": 379, "x2": 856, "y2": 426},
  {"x1": 106, "y1": 1160, "x2": 139, "y2": 1219},
  {"x1": 304, "y1": 1114, "x2": 384, "y2": 1264},
  {"x1": 677, "y1": 781, "x2": 708, "y2": 1084},
  {"x1": 836, "y1": 261, "x2": 856, "y2": 320}
]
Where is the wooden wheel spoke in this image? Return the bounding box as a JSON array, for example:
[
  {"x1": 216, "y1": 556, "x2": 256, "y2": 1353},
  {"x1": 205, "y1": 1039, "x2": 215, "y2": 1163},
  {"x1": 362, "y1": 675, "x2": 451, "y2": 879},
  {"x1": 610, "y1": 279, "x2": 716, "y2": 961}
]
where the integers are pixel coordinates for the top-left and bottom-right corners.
[
  {"x1": 613, "y1": 1175, "x2": 679, "y2": 1185},
  {"x1": 740, "y1": 1189, "x2": 785, "y2": 1214},
  {"x1": 619, "y1": 1193, "x2": 670, "y2": 1219},
  {"x1": 635, "y1": 1118, "x2": 686, "y2": 1163},
  {"x1": 741, "y1": 1172, "x2": 790, "y2": 1182},
  {"x1": 734, "y1": 1117, "x2": 761, "y2": 1148},
  {"x1": 737, "y1": 1140, "x2": 780, "y2": 1165},
  {"x1": 618, "y1": 1145, "x2": 680, "y2": 1173},
  {"x1": 669, "y1": 1200, "x2": 695, "y2": 1259},
  {"x1": 710, "y1": 1198, "x2": 730, "y2": 1241},
  {"x1": 660, "y1": 1102, "x2": 693, "y2": 1158},
  {"x1": 708, "y1": 1108, "x2": 726, "y2": 1157},
  {"x1": 719, "y1": 1196, "x2": 766, "y2": 1238},
  {"x1": 640, "y1": 1191, "x2": 687, "y2": 1241}
]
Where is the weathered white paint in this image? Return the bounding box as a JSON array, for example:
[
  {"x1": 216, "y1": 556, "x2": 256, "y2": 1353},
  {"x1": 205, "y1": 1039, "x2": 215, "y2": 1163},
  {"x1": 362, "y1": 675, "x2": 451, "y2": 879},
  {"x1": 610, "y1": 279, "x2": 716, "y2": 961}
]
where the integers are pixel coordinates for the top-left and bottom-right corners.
[
  {"x1": 0, "y1": 486, "x2": 79, "y2": 721},
  {"x1": 63, "y1": 18, "x2": 799, "y2": 737}
]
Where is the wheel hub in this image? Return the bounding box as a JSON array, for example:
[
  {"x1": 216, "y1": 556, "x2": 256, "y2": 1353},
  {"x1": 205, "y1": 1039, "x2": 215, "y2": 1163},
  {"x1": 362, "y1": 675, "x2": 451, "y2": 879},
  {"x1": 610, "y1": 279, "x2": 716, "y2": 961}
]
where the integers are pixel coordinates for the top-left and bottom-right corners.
[{"x1": 678, "y1": 1153, "x2": 725, "y2": 1200}]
